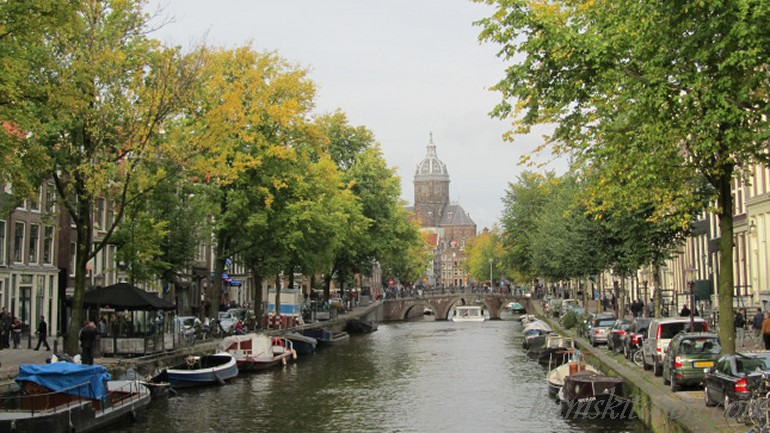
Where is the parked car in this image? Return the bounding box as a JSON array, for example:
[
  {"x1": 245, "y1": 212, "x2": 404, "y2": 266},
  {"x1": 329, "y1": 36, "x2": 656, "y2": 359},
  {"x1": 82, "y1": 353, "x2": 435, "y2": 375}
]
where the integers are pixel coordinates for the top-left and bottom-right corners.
[
  {"x1": 606, "y1": 319, "x2": 630, "y2": 353},
  {"x1": 587, "y1": 313, "x2": 616, "y2": 347},
  {"x1": 622, "y1": 317, "x2": 651, "y2": 360},
  {"x1": 662, "y1": 332, "x2": 721, "y2": 392},
  {"x1": 643, "y1": 317, "x2": 708, "y2": 376},
  {"x1": 704, "y1": 352, "x2": 770, "y2": 409},
  {"x1": 579, "y1": 312, "x2": 608, "y2": 339},
  {"x1": 558, "y1": 299, "x2": 580, "y2": 317}
]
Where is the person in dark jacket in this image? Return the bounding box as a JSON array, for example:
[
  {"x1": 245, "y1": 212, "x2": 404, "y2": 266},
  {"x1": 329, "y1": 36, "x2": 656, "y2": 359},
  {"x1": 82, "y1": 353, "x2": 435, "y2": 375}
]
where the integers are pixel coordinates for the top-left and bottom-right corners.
[
  {"x1": 735, "y1": 308, "x2": 746, "y2": 348},
  {"x1": 79, "y1": 321, "x2": 98, "y2": 365},
  {"x1": 34, "y1": 315, "x2": 51, "y2": 351}
]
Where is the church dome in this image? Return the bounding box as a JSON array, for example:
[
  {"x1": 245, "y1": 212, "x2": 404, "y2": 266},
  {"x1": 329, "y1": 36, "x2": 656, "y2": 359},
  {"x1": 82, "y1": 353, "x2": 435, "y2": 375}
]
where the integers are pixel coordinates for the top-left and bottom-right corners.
[{"x1": 414, "y1": 135, "x2": 449, "y2": 180}]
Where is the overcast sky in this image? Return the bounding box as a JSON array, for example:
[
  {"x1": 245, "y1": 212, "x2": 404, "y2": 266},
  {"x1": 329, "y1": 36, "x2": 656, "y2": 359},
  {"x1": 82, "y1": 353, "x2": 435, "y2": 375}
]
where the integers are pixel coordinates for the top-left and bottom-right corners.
[{"x1": 146, "y1": 0, "x2": 562, "y2": 230}]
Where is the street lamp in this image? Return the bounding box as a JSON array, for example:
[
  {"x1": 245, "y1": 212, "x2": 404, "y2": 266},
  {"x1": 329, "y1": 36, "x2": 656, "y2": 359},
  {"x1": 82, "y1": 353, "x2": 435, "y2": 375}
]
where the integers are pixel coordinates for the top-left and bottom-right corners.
[
  {"x1": 685, "y1": 265, "x2": 697, "y2": 332},
  {"x1": 489, "y1": 259, "x2": 494, "y2": 292}
]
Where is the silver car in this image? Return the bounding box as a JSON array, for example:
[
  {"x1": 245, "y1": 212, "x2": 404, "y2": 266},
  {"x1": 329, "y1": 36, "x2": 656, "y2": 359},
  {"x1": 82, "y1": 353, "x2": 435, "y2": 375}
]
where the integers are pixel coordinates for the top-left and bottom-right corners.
[{"x1": 589, "y1": 316, "x2": 617, "y2": 347}]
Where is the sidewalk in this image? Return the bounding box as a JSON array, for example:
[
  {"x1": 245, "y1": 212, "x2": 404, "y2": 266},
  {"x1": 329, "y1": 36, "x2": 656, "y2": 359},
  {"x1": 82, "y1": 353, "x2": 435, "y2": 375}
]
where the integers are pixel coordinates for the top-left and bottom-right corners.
[{"x1": 0, "y1": 346, "x2": 58, "y2": 381}]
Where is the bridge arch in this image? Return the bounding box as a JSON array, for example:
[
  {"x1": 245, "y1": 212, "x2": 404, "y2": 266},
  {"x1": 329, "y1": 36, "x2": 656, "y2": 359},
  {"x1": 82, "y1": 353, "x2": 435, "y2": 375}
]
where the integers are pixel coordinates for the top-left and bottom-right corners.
[{"x1": 381, "y1": 293, "x2": 532, "y2": 321}]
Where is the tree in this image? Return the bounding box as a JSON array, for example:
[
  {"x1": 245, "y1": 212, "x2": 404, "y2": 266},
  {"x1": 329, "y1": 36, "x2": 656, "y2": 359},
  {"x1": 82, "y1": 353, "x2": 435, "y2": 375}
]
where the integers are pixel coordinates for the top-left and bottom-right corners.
[
  {"x1": 13, "y1": 0, "x2": 201, "y2": 354},
  {"x1": 476, "y1": 0, "x2": 770, "y2": 354}
]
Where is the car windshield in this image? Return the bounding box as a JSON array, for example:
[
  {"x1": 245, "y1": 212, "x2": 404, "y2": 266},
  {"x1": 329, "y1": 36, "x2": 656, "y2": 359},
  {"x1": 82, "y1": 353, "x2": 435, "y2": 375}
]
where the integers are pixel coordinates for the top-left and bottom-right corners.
[
  {"x1": 660, "y1": 322, "x2": 706, "y2": 339},
  {"x1": 595, "y1": 319, "x2": 615, "y2": 327},
  {"x1": 738, "y1": 357, "x2": 770, "y2": 374},
  {"x1": 679, "y1": 337, "x2": 720, "y2": 354}
]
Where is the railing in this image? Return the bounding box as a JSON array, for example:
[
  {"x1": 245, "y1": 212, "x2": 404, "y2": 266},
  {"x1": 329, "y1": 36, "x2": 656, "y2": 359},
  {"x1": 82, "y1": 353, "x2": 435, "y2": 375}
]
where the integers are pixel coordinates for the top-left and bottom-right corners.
[{"x1": 0, "y1": 377, "x2": 145, "y2": 416}]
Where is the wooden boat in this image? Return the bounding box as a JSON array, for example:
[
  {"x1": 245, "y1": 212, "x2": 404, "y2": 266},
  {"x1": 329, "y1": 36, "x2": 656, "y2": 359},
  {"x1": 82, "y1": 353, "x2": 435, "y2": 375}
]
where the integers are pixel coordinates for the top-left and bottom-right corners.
[
  {"x1": 451, "y1": 305, "x2": 486, "y2": 322},
  {"x1": 345, "y1": 318, "x2": 379, "y2": 334},
  {"x1": 537, "y1": 334, "x2": 575, "y2": 367},
  {"x1": 546, "y1": 359, "x2": 599, "y2": 398},
  {"x1": 166, "y1": 352, "x2": 238, "y2": 387},
  {"x1": 303, "y1": 328, "x2": 351, "y2": 346},
  {"x1": 557, "y1": 370, "x2": 629, "y2": 418},
  {"x1": 284, "y1": 332, "x2": 318, "y2": 355},
  {"x1": 220, "y1": 334, "x2": 296, "y2": 372},
  {"x1": 0, "y1": 363, "x2": 151, "y2": 433}
]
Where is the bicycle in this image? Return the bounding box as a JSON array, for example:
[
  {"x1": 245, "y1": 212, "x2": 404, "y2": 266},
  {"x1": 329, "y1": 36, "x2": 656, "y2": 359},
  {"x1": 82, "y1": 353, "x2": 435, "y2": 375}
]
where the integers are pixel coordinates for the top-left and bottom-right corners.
[{"x1": 735, "y1": 371, "x2": 770, "y2": 431}]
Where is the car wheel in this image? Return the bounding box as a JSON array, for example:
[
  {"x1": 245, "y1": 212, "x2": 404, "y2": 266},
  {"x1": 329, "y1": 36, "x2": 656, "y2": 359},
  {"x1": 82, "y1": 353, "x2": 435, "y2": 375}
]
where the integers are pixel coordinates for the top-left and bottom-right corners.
[
  {"x1": 670, "y1": 375, "x2": 679, "y2": 392},
  {"x1": 663, "y1": 366, "x2": 670, "y2": 385},
  {"x1": 704, "y1": 385, "x2": 716, "y2": 407},
  {"x1": 642, "y1": 353, "x2": 652, "y2": 370},
  {"x1": 653, "y1": 360, "x2": 662, "y2": 376}
]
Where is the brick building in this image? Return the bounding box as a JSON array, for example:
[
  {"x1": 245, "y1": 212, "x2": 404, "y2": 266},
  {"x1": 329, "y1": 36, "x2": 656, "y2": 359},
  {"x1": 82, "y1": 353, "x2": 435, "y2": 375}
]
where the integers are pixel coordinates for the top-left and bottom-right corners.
[{"x1": 407, "y1": 135, "x2": 476, "y2": 288}]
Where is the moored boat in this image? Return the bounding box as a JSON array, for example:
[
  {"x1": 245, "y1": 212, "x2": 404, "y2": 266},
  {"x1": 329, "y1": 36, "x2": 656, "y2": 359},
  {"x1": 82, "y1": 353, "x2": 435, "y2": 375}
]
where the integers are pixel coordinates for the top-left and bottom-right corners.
[
  {"x1": 221, "y1": 334, "x2": 296, "y2": 372},
  {"x1": 546, "y1": 358, "x2": 599, "y2": 398},
  {"x1": 537, "y1": 334, "x2": 575, "y2": 368},
  {"x1": 0, "y1": 363, "x2": 151, "y2": 433},
  {"x1": 557, "y1": 370, "x2": 629, "y2": 418},
  {"x1": 284, "y1": 332, "x2": 318, "y2": 355},
  {"x1": 345, "y1": 318, "x2": 379, "y2": 334},
  {"x1": 166, "y1": 352, "x2": 238, "y2": 387},
  {"x1": 451, "y1": 305, "x2": 486, "y2": 322},
  {"x1": 303, "y1": 328, "x2": 351, "y2": 346}
]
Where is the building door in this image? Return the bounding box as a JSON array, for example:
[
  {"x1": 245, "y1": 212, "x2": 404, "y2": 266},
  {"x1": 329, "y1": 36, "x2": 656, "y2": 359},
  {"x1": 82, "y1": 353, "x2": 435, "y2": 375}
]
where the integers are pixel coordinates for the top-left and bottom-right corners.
[{"x1": 20, "y1": 286, "x2": 31, "y2": 333}]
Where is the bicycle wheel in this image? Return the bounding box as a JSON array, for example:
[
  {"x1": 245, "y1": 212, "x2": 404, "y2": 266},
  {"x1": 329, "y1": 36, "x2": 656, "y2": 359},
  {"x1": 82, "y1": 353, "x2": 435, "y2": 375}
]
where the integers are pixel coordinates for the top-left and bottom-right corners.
[{"x1": 632, "y1": 349, "x2": 644, "y2": 367}]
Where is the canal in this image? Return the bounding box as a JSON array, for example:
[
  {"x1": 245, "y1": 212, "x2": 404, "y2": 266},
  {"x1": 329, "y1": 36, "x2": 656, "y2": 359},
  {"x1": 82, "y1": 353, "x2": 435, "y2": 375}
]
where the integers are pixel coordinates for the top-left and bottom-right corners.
[{"x1": 116, "y1": 317, "x2": 645, "y2": 432}]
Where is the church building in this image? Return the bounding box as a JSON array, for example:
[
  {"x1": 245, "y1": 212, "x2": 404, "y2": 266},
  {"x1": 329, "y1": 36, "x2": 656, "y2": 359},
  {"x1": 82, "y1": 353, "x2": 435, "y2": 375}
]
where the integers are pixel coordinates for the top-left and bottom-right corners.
[{"x1": 406, "y1": 135, "x2": 476, "y2": 288}]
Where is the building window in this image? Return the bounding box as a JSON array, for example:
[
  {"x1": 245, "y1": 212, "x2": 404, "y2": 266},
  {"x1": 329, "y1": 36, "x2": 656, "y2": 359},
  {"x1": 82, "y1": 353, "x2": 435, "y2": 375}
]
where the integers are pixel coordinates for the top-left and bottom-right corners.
[
  {"x1": 13, "y1": 222, "x2": 25, "y2": 263},
  {"x1": 69, "y1": 242, "x2": 77, "y2": 276},
  {"x1": 43, "y1": 226, "x2": 54, "y2": 264},
  {"x1": 28, "y1": 224, "x2": 39, "y2": 263},
  {"x1": 30, "y1": 186, "x2": 41, "y2": 212},
  {"x1": 45, "y1": 183, "x2": 56, "y2": 214},
  {"x1": 95, "y1": 198, "x2": 106, "y2": 230},
  {"x1": 0, "y1": 220, "x2": 5, "y2": 265}
]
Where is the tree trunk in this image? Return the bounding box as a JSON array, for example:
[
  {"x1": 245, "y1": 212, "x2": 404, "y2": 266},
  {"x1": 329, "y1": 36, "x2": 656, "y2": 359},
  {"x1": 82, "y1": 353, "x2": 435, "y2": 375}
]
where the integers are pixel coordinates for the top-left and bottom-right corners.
[
  {"x1": 717, "y1": 172, "x2": 735, "y2": 355},
  {"x1": 64, "y1": 192, "x2": 93, "y2": 355}
]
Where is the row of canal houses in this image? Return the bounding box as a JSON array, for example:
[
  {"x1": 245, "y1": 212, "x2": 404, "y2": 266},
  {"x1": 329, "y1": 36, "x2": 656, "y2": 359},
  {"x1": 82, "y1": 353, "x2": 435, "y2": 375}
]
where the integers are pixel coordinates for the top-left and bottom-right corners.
[
  {"x1": 592, "y1": 162, "x2": 770, "y2": 317},
  {"x1": 1, "y1": 160, "x2": 770, "y2": 339}
]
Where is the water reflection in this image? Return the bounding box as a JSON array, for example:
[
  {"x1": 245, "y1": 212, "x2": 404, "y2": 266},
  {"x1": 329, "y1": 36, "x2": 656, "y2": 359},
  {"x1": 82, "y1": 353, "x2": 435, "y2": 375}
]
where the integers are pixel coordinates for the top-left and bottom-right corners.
[{"x1": 115, "y1": 317, "x2": 644, "y2": 433}]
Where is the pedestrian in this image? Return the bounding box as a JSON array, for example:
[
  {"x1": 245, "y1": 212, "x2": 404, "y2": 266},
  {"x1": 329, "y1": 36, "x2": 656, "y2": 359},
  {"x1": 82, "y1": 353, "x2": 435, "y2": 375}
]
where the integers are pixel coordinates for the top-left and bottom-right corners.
[
  {"x1": 735, "y1": 308, "x2": 746, "y2": 348},
  {"x1": 753, "y1": 308, "x2": 764, "y2": 341},
  {"x1": 34, "y1": 315, "x2": 51, "y2": 351},
  {"x1": 680, "y1": 304, "x2": 691, "y2": 317},
  {"x1": 11, "y1": 317, "x2": 21, "y2": 349},
  {"x1": 762, "y1": 312, "x2": 770, "y2": 350},
  {"x1": 0, "y1": 307, "x2": 11, "y2": 349},
  {"x1": 79, "y1": 321, "x2": 98, "y2": 365}
]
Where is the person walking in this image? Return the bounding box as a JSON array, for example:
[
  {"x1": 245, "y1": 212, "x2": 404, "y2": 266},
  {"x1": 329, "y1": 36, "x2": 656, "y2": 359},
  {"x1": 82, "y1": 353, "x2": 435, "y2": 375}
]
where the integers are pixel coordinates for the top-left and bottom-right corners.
[
  {"x1": 34, "y1": 315, "x2": 51, "y2": 351},
  {"x1": 762, "y1": 312, "x2": 770, "y2": 350},
  {"x1": 753, "y1": 308, "x2": 765, "y2": 343},
  {"x1": 735, "y1": 308, "x2": 746, "y2": 348},
  {"x1": 11, "y1": 317, "x2": 21, "y2": 349},
  {"x1": 0, "y1": 307, "x2": 11, "y2": 349},
  {"x1": 79, "y1": 321, "x2": 98, "y2": 365}
]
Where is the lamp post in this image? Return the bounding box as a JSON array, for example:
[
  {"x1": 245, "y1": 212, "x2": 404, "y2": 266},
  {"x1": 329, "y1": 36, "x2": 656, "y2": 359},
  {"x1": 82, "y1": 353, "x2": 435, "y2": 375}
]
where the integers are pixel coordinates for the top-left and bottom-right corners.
[
  {"x1": 685, "y1": 266, "x2": 697, "y2": 332},
  {"x1": 489, "y1": 259, "x2": 494, "y2": 292}
]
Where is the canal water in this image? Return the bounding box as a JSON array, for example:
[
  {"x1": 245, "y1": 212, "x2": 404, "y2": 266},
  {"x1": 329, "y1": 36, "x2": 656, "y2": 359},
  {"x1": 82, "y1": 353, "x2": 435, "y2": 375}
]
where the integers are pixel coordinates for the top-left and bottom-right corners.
[{"x1": 116, "y1": 317, "x2": 645, "y2": 433}]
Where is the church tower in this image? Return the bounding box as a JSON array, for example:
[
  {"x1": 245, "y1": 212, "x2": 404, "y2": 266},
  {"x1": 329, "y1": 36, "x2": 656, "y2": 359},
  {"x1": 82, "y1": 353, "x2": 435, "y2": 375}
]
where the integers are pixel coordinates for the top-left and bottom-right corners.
[{"x1": 413, "y1": 133, "x2": 450, "y2": 227}]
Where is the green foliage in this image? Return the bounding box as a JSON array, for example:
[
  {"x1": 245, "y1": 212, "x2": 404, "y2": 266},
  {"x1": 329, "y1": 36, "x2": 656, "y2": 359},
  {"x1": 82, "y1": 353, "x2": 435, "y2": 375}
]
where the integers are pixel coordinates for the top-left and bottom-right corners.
[{"x1": 561, "y1": 309, "x2": 581, "y2": 330}]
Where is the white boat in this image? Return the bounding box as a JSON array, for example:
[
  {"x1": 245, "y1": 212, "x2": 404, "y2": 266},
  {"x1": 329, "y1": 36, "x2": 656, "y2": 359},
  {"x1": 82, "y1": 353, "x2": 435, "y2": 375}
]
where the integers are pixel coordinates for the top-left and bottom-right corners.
[
  {"x1": 166, "y1": 352, "x2": 239, "y2": 387},
  {"x1": 451, "y1": 305, "x2": 486, "y2": 322},
  {"x1": 546, "y1": 359, "x2": 599, "y2": 397}
]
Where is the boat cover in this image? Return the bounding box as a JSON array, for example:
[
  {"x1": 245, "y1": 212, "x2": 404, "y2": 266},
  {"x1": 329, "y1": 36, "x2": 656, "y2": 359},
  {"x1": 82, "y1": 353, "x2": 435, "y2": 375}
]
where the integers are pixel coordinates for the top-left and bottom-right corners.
[{"x1": 16, "y1": 363, "x2": 111, "y2": 400}]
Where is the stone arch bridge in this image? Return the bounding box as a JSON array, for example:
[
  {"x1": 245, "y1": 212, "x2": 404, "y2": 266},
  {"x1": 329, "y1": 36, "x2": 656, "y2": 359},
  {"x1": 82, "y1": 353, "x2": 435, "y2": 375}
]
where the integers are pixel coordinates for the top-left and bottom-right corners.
[{"x1": 381, "y1": 293, "x2": 533, "y2": 321}]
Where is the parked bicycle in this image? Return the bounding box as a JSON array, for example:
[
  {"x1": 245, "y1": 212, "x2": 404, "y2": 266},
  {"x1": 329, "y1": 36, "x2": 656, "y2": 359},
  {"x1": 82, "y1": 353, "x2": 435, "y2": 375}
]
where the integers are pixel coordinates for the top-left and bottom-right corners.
[{"x1": 732, "y1": 370, "x2": 770, "y2": 431}]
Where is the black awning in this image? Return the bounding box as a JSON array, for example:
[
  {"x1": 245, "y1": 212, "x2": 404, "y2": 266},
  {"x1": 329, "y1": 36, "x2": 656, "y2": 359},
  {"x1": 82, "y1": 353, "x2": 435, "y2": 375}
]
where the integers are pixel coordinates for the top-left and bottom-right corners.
[{"x1": 83, "y1": 283, "x2": 176, "y2": 311}]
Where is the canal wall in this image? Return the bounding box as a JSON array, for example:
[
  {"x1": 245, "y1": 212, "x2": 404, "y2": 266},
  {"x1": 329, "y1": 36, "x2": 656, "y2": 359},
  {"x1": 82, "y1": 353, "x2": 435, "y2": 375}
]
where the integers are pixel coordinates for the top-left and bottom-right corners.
[{"x1": 534, "y1": 304, "x2": 746, "y2": 433}]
